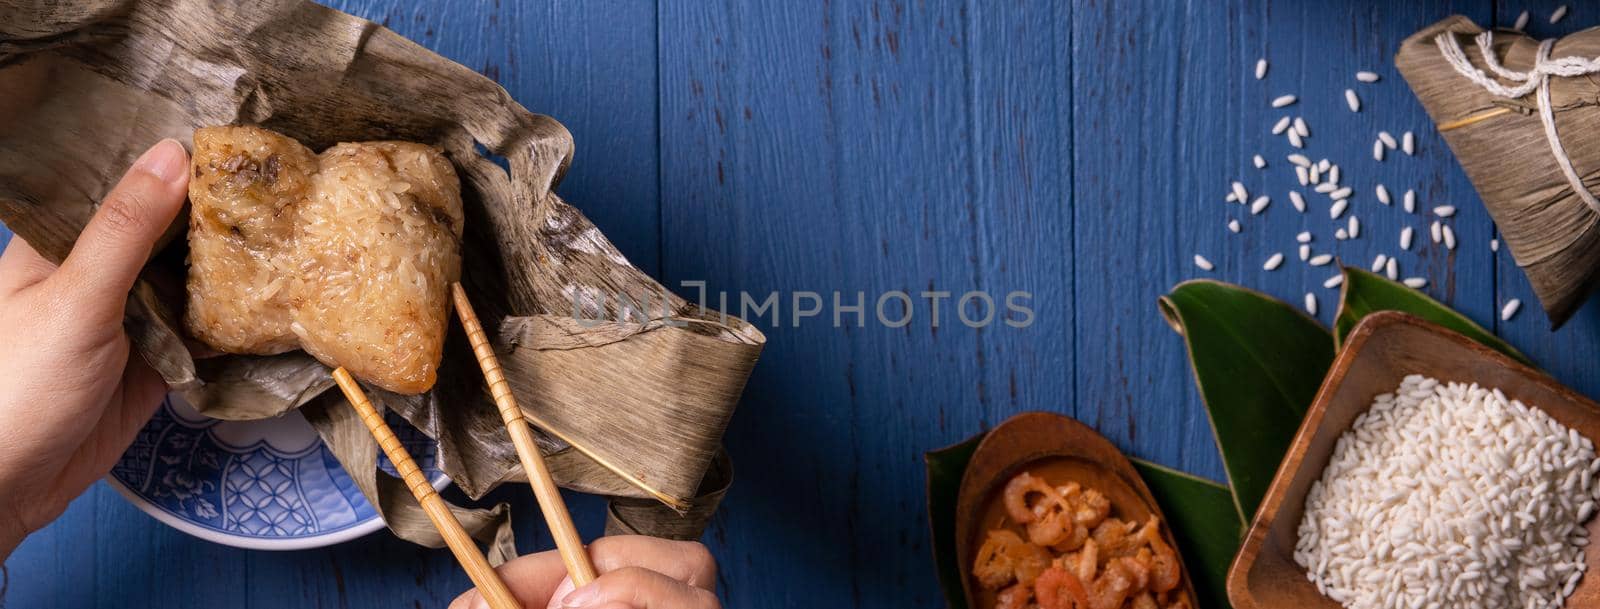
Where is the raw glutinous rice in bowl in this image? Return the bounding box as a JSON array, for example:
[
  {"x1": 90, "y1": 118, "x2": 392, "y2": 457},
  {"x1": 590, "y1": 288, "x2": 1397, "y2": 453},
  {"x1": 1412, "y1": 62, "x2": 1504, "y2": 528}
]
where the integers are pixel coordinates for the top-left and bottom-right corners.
[{"x1": 1296, "y1": 375, "x2": 1600, "y2": 609}]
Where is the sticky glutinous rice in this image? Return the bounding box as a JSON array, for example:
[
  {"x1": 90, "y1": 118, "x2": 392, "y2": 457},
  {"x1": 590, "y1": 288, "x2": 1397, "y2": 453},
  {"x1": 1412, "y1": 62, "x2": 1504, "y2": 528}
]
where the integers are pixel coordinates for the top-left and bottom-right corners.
[{"x1": 1295, "y1": 376, "x2": 1600, "y2": 609}]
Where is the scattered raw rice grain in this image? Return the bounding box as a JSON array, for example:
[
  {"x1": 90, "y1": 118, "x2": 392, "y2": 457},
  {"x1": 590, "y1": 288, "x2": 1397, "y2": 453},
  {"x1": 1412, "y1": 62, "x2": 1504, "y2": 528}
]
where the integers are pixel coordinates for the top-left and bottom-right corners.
[
  {"x1": 1376, "y1": 184, "x2": 1391, "y2": 205},
  {"x1": 1552, "y1": 5, "x2": 1569, "y2": 25},
  {"x1": 1250, "y1": 196, "x2": 1270, "y2": 215},
  {"x1": 1386, "y1": 258, "x2": 1398, "y2": 280},
  {"x1": 1330, "y1": 186, "x2": 1352, "y2": 201},
  {"x1": 1324, "y1": 274, "x2": 1344, "y2": 289},
  {"x1": 1297, "y1": 231, "x2": 1313, "y2": 243},
  {"x1": 1225, "y1": 192, "x2": 1237, "y2": 203},
  {"x1": 1272, "y1": 94, "x2": 1297, "y2": 108},
  {"x1": 1273, "y1": 116, "x2": 1292, "y2": 135},
  {"x1": 1264, "y1": 253, "x2": 1285, "y2": 271},
  {"x1": 1349, "y1": 216, "x2": 1360, "y2": 238},
  {"x1": 1403, "y1": 277, "x2": 1427, "y2": 288},
  {"x1": 1290, "y1": 191, "x2": 1307, "y2": 212},
  {"x1": 1309, "y1": 165, "x2": 1321, "y2": 184},
  {"x1": 1228, "y1": 219, "x2": 1241, "y2": 233},
  {"x1": 1379, "y1": 131, "x2": 1397, "y2": 149},
  {"x1": 1255, "y1": 58, "x2": 1268, "y2": 79},
  {"x1": 1404, "y1": 189, "x2": 1416, "y2": 213},
  {"x1": 1305, "y1": 292, "x2": 1317, "y2": 315},
  {"x1": 1330, "y1": 199, "x2": 1349, "y2": 219},
  {"x1": 1503, "y1": 298, "x2": 1523, "y2": 320},
  {"x1": 1287, "y1": 153, "x2": 1310, "y2": 166},
  {"x1": 1356, "y1": 71, "x2": 1380, "y2": 83},
  {"x1": 1492, "y1": 238, "x2": 1501, "y2": 252},
  {"x1": 1328, "y1": 165, "x2": 1340, "y2": 185},
  {"x1": 1233, "y1": 181, "x2": 1248, "y2": 203},
  {"x1": 1336, "y1": 228, "x2": 1349, "y2": 240},
  {"x1": 1314, "y1": 182, "x2": 1337, "y2": 194},
  {"x1": 1295, "y1": 165, "x2": 1309, "y2": 186},
  {"x1": 1194, "y1": 254, "x2": 1214, "y2": 271},
  {"x1": 1372, "y1": 254, "x2": 1388, "y2": 272},
  {"x1": 1373, "y1": 140, "x2": 1385, "y2": 161},
  {"x1": 1300, "y1": 244, "x2": 1311, "y2": 261},
  {"x1": 1317, "y1": 158, "x2": 1330, "y2": 172},
  {"x1": 1253, "y1": 154, "x2": 1267, "y2": 169},
  {"x1": 1345, "y1": 89, "x2": 1360, "y2": 112},
  {"x1": 1515, "y1": 9, "x2": 1530, "y2": 30},
  {"x1": 1288, "y1": 130, "x2": 1304, "y2": 148},
  {"x1": 1434, "y1": 205, "x2": 1456, "y2": 218},
  {"x1": 1401, "y1": 226, "x2": 1414, "y2": 250},
  {"x1": 1294, "y1": 117, "x2": 1309, "y2": 137},
  {"x1": 1402, "y1": 131, "x2": 1415, "y2": 155},
  {"x1": 1443, "y1": 224, "x2": 1457, "y2": 250},
  {"x1": 1309, "y1": 254, "x2": 1333, "y2": 266},
  {"x1": 1431, "y1": 220, "x2": 1443, "y2": 244}
]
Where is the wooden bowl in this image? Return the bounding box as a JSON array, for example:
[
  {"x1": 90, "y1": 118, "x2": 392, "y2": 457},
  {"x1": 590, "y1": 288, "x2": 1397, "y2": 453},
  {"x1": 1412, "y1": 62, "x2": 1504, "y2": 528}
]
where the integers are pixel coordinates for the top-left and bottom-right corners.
[
  {"x1": 1227, "y1": 311, "x2": 1600, "y2": 608},
  {"x1": 955, "y1": 411, "x2": 1199, "y2": 609}
]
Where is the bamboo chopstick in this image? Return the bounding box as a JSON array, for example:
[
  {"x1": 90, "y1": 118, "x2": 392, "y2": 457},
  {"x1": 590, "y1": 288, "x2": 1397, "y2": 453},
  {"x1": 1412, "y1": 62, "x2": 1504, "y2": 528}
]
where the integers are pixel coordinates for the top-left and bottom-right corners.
[
  {"x1": 330, "y1": 367, "x2": 521, "y2": 609},
  {"x1": 451, "y1": 282, "x2": 599, "y2": 586}
]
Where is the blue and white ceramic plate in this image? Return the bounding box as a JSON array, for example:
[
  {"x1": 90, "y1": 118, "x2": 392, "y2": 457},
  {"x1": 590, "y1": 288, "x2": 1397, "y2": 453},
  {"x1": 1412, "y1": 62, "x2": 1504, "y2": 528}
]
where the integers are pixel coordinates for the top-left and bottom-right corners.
[{"x1": 108, "y1": 393, "x2": 446, "y2": 550}]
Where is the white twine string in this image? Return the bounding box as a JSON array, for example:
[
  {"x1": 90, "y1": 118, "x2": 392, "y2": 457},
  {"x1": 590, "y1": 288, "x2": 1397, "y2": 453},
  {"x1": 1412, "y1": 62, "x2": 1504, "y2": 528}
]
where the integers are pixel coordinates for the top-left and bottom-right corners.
[{"x1": 1435, "y1": 30, "x2": 1600, "y2": 213}]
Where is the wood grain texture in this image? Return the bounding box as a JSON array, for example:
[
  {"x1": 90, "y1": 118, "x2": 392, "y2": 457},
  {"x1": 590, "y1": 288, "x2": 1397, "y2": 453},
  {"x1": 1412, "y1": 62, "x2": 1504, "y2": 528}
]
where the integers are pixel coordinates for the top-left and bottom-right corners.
[{"x1": 12, "y1": 0, "x2": 1600, "y2": 608}]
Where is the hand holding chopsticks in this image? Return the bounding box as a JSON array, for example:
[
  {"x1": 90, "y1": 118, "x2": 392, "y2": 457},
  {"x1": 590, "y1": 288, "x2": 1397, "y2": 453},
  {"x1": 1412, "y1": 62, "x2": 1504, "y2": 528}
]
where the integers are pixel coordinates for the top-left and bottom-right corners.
[{"x1": 452, "y1": 282, "x2": 599, "y2": 586}]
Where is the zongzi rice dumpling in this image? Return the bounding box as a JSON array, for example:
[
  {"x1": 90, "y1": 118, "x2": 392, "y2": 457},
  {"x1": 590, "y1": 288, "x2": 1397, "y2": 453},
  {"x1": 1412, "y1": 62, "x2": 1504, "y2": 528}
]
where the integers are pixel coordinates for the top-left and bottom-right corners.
[{"x1": 185, "y1": 125, "x2": 463, "y2": 394}]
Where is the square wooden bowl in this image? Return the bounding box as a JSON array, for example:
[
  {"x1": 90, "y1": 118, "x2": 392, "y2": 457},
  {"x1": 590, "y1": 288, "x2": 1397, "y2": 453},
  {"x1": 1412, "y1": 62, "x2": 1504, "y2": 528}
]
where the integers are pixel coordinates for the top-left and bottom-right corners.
[{"x1": 1227, "y1": 311, "x2": 1600, "y2": 608}]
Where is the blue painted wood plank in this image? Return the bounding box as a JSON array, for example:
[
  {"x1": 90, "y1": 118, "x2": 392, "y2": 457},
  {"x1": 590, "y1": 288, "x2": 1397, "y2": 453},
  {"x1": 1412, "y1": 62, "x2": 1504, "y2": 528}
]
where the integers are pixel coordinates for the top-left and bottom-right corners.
[{"x1": 660, "y1": 1, "x2": 1074, "y2": 606}]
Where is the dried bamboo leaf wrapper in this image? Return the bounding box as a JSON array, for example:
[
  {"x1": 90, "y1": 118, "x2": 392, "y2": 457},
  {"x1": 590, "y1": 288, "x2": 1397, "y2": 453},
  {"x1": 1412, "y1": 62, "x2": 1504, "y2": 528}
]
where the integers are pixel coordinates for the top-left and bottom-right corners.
[
  {"x1": 1398, "y1": 16, "x2": 1600, "y2": 327},
  {"x1": 0, "y1": 0, "x2": 765, "y2": 544}
]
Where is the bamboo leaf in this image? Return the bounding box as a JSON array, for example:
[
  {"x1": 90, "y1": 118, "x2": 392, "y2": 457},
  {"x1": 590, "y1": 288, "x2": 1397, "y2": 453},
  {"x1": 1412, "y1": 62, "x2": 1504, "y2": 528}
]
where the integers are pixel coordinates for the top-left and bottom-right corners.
[
  {"x1": 1335, "y1": 266, "x2": 1531, "y2": 366},
  {"x1": 1159, "y1": 280, "x2": 1334, "y2": 523},
  {"x1": 1134, "y1": 459, "x2": 1241, "y2": 609},
  {"x1": 925, "y1": 433, "x2": 984, "y2": 609}
]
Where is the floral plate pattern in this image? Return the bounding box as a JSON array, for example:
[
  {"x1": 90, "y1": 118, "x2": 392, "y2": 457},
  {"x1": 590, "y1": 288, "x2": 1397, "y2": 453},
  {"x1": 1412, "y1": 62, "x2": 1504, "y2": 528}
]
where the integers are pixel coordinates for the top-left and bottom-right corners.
[{"x1": 108, "y1": 393, "x2": 445, "y2": 550}]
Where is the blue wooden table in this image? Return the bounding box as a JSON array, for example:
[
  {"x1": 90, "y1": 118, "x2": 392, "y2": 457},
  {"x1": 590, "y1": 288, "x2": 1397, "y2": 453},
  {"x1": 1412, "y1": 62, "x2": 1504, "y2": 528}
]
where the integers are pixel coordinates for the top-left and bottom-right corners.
[{"x1": 3, "y1": 1, "x2": 1597, "y2": 607}]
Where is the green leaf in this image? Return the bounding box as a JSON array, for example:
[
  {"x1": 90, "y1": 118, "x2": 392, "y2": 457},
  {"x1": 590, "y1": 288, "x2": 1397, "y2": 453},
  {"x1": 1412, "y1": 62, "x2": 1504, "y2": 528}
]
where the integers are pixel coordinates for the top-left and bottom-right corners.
[
  {"x1": 1134, "y1": 459, "x2": 1241, "y2": 609},
  {"x1": 1335, "y1": 266, "x2": 1531, "y2": 366},
  {"x1": 926, "y1": 432, "x2": 985, "y2": 609},
  {"x1": 1159, "y1": 280, "x2": 1334, "y2": 523}
]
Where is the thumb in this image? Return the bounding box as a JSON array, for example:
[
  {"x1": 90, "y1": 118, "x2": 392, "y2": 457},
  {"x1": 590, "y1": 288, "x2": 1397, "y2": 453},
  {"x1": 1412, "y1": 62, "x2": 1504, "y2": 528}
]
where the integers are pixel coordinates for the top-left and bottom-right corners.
[{"x1": 52, "y1": 139, "x2": 188, "y2": 316}]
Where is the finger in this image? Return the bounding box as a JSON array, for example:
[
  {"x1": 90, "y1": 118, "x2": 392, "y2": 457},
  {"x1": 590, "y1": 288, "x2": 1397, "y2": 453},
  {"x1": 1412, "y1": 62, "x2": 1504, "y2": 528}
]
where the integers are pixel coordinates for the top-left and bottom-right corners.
[
  {"x1": 0, "y1": 236, "x2": 58, "y2": 294},
  {"x1": 555, "y1": 568, "x2": 719, "y2": 609},
  {"x1": 449, "y1": 549, "x2": 569, "y2": 609},
  {"x1": 587, "y1": 537, "x2": 717, "y2": 591},
  {"x1": 53, "y1": 139, "x2": 188, "y2": 307}
]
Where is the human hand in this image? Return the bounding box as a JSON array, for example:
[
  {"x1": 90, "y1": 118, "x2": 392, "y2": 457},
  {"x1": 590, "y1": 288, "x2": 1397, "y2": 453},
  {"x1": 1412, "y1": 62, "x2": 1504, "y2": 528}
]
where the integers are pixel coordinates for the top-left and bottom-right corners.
[
  {"x1": 449, "y1": 535, "x2": 720, "y2": 609},
  {"x1": 0, "y1": 139, "x2": 189, "y2": 558}
]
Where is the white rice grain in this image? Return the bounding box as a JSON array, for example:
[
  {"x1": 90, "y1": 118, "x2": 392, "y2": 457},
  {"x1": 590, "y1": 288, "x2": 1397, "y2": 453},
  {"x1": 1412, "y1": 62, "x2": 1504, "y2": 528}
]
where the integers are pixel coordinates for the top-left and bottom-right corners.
[
  {"x1": 1305, "y1": 292, "x2": 1317, "y2": 315},
  {"x1": 1331, "y1": 199, "x2": 1349, "y2": 219},
  {"x1": 1273, "y1": 116, "x2": 1292, "y2": 135},
  {"x1": 1503, "y1": 298, "x2": 1523, "y2": 321},
  {"x1": 1272, "y1": 94, "x2": 1297, "y2": 108},
  {"x1": 1552, "y1": 6, "x2": 1569, "y2": 25},
  {"x1": 1345, "y1": 89, "x2": 1361, "y2": 112},
  {"x1": 1288, "y1": 129, "x2": 1304, "y2": 148},
  {"x1": 1336, "y1": 228, "x2": 1348, "y2": 240},
  {"x1": 1492, "y1": 238, "x2": 1501, "y2": 252},
  {"x1": 1253, "y1": 154, "x2": 1267, "y2": 169},
  {"x1": 1251, "y1": 196, "x2": 1271, "y2": 215},
  {"x1": 1356, "y1": 71, "x2": 1380, "y2": 83},
  {"x1": 1376, "y1": 184, "x2": 1391, "y2": 205},
  {"x1": 1294, "y1": 117, "x2": 1310, "y2": 137},
  {"x1": 1386, "y1": 257, "x2": 1398, "y2": 280},
  {"x1": 1233, "y1": 181, "x2": 1249, "y2": 203},
  {"x1": 1331, "y1": 186, "x2": 1352, "y2": 201},
  {"x1": 1310, "y1": 253, "x2": 1333, "y2": 266},
  {"x1": 1401, "y1": 226, "x2": 1415, "y2": 250},
  {"x1": 1404, "y1": 189, "x2": 1416, "y2": 213},
  {"x1": 1314, "y1": 182, "x2": 1337, "y2": 194},
  {"x1": 1256, "y1": 58, "x2": 1269, "y2": 79},
  {"x1": 1288, "y1": 153, "x2": 1311, "y2": 167},
  {"x1": 1264, "y1": 252, "x2": 1285, "y2": 271},
  {"x1": 1328, "y1": 165, "x2": 1340, "y2": 185},
  {"x1": 1296, "y1": 165, "x2": 1309, "y2": 186},
  {"x1": 1443, "y1": 224, "x2": 1457, "y2": 250},
  {"x1": 1515, "y1": 9, "x2": 1530, "y2": 31},
  {"x1": 1349, "y1": 216, "x2": 1360, "y2": 239},
  {"x1": 1404, "y1": 277, "x2": 1428, "y2": 288},
  {"x1": 1324, "y1": 274, "x2": 1344, "y2": 289},
  {"x1": 1228, "y1": 219, "x2": 1241, "y2": 234},
  {"x1": 1372, "y1": 254, "x2": 1388, "y2": 272},
  {"x1": 1379, "y1": 131, "x2": 1398, "y2": 149},
  {"x1": 1403, "y1": 131, "x2": 1415, "y2": 155},
  {"x1": 1435, "y1": 205, "x2": 1457, "y2": 218},
  {"x1": 1298, "y1": 231, "x2": 1313, "y2": 243},
  {"x1": 1194, "y1": 254, "x2": 1214, "y2": 271},
  {"x1": 1290, "y1": 191, "x2": 1307, "y2": 212},
  {"x1": 1300, "y1": 244, "x2": 1311, "y2": 261},
  {"x1": 1431, "y1": 220, "x2": 1443, "y2": 244},
  {"x1": 1373, "y1": 140, "x2": 1385, "y2": 161}
]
